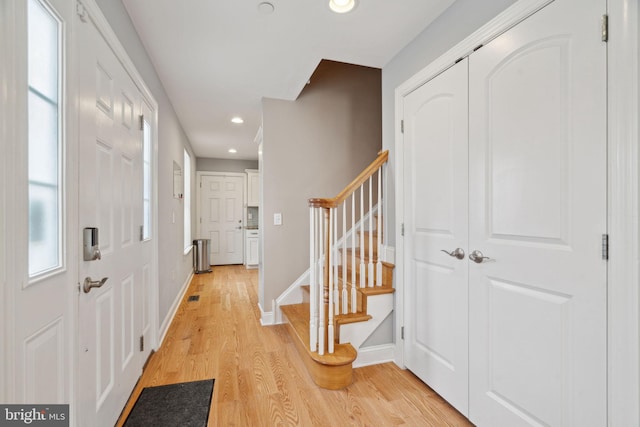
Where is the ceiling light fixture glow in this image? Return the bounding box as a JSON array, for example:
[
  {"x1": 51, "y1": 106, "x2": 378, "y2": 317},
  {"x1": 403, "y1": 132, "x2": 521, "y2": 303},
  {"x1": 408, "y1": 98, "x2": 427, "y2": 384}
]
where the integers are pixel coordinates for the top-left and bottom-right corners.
[
  {"x1": 228, "y1": 148, "x2": 237, "y2": 153},
  {"x1": 231, "y1": 117, "x2": 244, "y2": 124},
  {"x1": 257, "y1": 2, "x2": 275, "y2": 14},
  {"x1": 329, "y1": 0, "x2": 356, "y2": 13}
]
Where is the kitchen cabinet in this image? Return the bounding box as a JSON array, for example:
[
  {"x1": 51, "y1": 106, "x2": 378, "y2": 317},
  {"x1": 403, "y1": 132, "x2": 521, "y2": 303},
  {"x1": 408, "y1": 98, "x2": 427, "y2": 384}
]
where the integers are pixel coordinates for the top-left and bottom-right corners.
[
  {"x1": 246, "y1": 169, "x2": 259, "y2": 207},
  {"x1": 245, "y1": 229, "x2": 259, "y2": 267}
]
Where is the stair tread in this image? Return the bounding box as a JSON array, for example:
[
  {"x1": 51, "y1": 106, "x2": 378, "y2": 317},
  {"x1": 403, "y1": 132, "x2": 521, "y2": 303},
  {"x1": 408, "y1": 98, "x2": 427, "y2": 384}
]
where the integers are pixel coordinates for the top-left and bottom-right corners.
[
  {"x1": 335, "y1": 312, "x2": 372, "y2": 324},
  {"x1": 359, "y1": 286, "x2": 395, "y2": 296},
  {"x1": 281, "y1": 303, "x2": 356, "y2": 366}
]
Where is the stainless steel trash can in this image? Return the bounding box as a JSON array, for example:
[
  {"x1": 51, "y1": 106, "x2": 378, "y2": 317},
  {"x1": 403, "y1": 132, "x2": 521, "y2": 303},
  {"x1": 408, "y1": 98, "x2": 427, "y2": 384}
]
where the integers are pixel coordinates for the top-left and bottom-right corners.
[{"x1": 193, "y1": 239, "x2": 212, "y2": 273}]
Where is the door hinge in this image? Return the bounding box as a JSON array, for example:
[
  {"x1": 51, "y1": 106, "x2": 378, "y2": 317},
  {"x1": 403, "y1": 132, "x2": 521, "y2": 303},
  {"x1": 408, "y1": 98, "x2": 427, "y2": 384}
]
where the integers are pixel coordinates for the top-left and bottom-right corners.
[
  {"x1": 601, "y1": 14, "x2": 608, "y2": 42},
  {"x1": 602, "y1": 234, "x2": 609, "y2": 260},
  {"x1": 401, "y1": 223, "x2": 404, "y2": 237},
  {"x1": 401, "y1": 120, "x2": 404, "y2": 134},
  {"x1": 139, "y1": 225, "x2": 144, "y2": 241},
  {"x1": 139, "y1": 114, "x2": 144, "y2": 131},
  {"x1": 140, "y1": 335, "x2": 144, "y2": 352},
  {"x1": 401, "y1": 326, "x2": 404, "y2": 340}
]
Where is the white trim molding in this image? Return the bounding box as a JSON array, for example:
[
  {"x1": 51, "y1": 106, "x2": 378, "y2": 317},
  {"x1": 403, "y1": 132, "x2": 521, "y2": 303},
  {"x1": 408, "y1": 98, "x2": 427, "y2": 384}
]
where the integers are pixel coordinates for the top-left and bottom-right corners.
[
  {"x1": 0, "y1": 0, "x2": 16, "y2": 402},
  {"x1": 394, "y1": 0, "x2": 639, "y2": 424},
  {"x1": 607, "y1": 0, "x2": 639, "y2": 424},
  {"x1": 353, "y1": 344, "x2": 395, "y2": 368},
  {"x1": 259, "y1": 300, "x2": 275, "y2": 326}
]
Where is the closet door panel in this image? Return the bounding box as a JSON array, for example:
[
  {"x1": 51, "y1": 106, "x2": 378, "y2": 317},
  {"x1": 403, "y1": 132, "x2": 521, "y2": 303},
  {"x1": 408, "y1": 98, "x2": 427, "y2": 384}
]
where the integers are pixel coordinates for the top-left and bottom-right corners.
[
  {"x1": 403, "y1": 59, "x2": 469, "y2": 416},
  {"x1": 468, "y1": 0, "x2": 607, "y2": 425}
]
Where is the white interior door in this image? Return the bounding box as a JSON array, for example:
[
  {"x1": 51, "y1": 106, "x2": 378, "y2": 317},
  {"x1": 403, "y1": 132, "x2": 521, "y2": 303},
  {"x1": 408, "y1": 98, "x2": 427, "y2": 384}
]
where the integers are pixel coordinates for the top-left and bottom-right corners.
[
  {"x1": 468, "y1": 0, "x2": 607, "y2": 425},
  {"x1": 77, "y1": 13, "x2": 148, "y2": 426},
  {"x1": 403, "y1": 58, "x2": 470, "y2": 416},
  {"x1": 200, "y1": 174, "x2": 244, "y2": 265}
]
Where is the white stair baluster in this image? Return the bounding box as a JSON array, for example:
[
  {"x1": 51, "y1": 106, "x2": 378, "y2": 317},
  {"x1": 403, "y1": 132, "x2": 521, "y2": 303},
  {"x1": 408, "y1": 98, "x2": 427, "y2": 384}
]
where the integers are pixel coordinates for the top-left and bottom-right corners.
[
  {"x1": 368, "y1": 177, "x2": 374, "y2": 287},
  {"x1": 309, "y1": 207, "x2": 317, "y2": 351},
  {"x1": 359, "y1": 184, "x2": 365, "y2": 288},
  {"x1": 328, "y1": 208, "x2": 335, "y2": 354},
  {"x1": 376, "y1": 168, "x2": 383, "y2": 287},
  {"x1": 351, "y1": 193, "x2": 356, "y2": 313},
  {"x1": 316, "y1": 208, "x2": 326, "y2": 355},
  {"x1": 342, "y1": 203, "x2": 347, "y2": 314}
]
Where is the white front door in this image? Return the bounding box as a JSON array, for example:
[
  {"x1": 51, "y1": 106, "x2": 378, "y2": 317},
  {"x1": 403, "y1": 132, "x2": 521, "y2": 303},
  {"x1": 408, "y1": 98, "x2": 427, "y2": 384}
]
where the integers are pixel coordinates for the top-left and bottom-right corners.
[
  {"x1": 403, "y1": 0, "x2": 607, "y2": 425},
  {"x1": 403, "y1": 58, "x2": 470, "y2": 415},
  {"x1": 9, "y1": 0, "x2": 77, "y2": 406},
  {"x1": 76, "y1": 13, "x2": 149, "y2": 426},
  {"x1": 199, "y1": 174, "x2": 244, "y2": 265},
  {"x1": 468, "y1": 0, "x2": 606, "y2": 424}
]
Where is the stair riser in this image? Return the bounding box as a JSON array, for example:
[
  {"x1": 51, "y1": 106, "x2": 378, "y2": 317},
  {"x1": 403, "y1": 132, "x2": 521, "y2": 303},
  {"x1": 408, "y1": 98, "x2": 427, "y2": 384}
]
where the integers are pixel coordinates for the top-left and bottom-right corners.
[
  {"x1": 338, "y1": 263, "x2": 393, "y2": 287},
  {"x1": 358, "y1": 232, "x2": 379, "y2": 258}
]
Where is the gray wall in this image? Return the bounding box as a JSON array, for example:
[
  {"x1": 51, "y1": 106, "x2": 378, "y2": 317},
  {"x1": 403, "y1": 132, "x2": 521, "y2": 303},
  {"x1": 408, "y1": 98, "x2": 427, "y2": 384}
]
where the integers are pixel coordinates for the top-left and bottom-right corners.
[
  {"x1": 196, "y1": 158, "x2": 258, "y2": 173},
  {"x1": 261, "y1": 60, "x2": 382, "y2": 307},
  {"x1": 382, "y1": 0, "x2": 517, "y2": 247},
  {"x1": 95, "y1": 0, "x2": 197, "y2": 329}
]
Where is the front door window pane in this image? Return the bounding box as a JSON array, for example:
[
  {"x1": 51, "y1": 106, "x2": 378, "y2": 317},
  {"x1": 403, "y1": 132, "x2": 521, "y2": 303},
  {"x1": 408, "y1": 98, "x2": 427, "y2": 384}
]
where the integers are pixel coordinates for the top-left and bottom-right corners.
[{"x1": 28, "y1": 0, "x2": 62, "y2": 277}]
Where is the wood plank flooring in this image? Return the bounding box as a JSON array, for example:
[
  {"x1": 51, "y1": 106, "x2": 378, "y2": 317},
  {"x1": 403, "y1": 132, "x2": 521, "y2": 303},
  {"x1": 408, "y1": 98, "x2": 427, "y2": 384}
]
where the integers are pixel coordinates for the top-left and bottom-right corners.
[{"x1": 116, "y1": 265, "x2": 471, "y2": 426}]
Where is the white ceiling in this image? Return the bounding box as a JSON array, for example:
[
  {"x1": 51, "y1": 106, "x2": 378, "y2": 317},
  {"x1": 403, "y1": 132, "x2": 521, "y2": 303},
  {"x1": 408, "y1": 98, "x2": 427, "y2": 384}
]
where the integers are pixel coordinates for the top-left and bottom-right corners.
[{"x1": 123, "y1": 0, "x2": 455, "y2": 160}]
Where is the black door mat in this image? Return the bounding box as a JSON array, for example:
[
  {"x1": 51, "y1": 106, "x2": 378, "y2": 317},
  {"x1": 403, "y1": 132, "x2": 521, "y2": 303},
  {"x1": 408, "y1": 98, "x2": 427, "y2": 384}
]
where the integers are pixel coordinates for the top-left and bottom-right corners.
[{"x1": 123, "y1": 379, "x2": 214, "y2": 427}]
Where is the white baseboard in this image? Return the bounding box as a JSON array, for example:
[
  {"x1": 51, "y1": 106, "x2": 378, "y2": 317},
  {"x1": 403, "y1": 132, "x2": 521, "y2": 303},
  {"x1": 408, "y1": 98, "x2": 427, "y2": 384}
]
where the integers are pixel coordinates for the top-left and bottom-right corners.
[
  {"x1": 158, "y1": 271, "x2": 193, "y2": 347},
  {"x1": 273, "y1": 270, "x2": 310, "y2": 324},
  {"x1": 353, "y1": 344, "x2": 395, "y2": 368},
  {"x1": 259, "y1": 301, "x2": 275, "y2": 326},
  {"x1": 381, "y1": 245, "x2": 395, "y2": 264}
]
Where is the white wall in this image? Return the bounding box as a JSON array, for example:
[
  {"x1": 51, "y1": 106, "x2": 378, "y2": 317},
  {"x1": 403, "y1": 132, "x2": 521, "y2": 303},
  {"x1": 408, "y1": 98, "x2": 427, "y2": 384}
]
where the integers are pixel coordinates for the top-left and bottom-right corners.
[
  {"x1": 382, "y1": 0, "x2": 517, "y2": 247},
  {"x1": 95, "y1": 0, "x2": 196, "y2": 326}
]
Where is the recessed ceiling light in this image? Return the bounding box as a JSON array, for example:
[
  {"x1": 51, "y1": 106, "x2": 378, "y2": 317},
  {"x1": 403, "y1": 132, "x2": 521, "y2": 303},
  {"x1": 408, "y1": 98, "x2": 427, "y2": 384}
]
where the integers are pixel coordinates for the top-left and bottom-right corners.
[
  {"x1": 228, "y1": 148, "x2": 237, "y2": 153},
  {"x1": 231, "y1": 117, "x2": 244, "y2": 124},
  {"x1": 329, "y1": 0, "x2": 357, "y2": 13},
  {"x1": 258, "y1": 2, "x2": 275, "y2": 14}
]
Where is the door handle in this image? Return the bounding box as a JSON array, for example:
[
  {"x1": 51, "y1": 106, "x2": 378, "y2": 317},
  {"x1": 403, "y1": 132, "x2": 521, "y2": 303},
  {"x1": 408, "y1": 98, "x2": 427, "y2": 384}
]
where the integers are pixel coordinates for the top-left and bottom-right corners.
[
  {"x1": 83, "y1": 276, "x2": 108, "y2": 293},
  {"x1": 469, "y1": 250, "x2": 492, "y2": 264},
  {"x1": 441, "y1": 248, "x2": 465, "y2": 260}
]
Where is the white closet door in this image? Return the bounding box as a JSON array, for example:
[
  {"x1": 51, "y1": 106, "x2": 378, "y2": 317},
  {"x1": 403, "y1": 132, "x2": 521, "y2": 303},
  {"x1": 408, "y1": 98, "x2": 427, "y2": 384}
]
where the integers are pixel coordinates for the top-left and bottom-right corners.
[
  {"x1": 468, "y1": 0, "x2": 607, "y2": 425},
  {"x1": 403, "y1": 59, "x2": 469, "y2": 416}
]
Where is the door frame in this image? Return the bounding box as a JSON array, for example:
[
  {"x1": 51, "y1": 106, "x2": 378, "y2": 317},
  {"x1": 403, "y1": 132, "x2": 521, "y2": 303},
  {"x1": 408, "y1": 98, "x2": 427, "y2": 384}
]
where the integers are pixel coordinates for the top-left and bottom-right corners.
[
  {"x1": 195, "y1": 171, "x2": 247, "y2": 262},
  {"x1": 394, "y1": 0, "x2": 639, "y2": 425},
  {"x1": 0, "y1": 0, "x2": 18, "y2": 402}
]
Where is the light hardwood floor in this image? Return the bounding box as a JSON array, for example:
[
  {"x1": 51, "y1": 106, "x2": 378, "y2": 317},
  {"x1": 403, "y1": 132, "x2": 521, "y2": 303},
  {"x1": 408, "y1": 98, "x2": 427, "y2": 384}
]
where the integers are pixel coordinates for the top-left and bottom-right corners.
[{"x1": 116, "y1": 265, "x2": 471, "y2": 426}]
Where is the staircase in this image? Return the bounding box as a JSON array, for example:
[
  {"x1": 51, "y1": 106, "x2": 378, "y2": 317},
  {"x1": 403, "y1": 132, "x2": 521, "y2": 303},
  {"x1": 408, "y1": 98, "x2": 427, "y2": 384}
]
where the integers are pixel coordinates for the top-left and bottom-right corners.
[{"x1": 280, "y1": 151, "x2": 394, "y2": 390}]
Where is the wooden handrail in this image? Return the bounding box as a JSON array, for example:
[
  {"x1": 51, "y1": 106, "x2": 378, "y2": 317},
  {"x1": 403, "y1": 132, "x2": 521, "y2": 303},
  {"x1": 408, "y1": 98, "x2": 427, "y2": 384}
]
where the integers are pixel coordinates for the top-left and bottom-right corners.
[{"x1": 309, "y1": 150, "x2": 388, "y2": 209}]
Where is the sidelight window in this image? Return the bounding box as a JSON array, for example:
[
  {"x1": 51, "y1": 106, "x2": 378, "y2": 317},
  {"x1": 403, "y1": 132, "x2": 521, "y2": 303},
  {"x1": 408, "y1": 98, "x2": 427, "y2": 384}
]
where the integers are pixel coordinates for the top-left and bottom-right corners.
[{"x1": 28, "y1": 0, "x2": 63, "y2": 277}]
